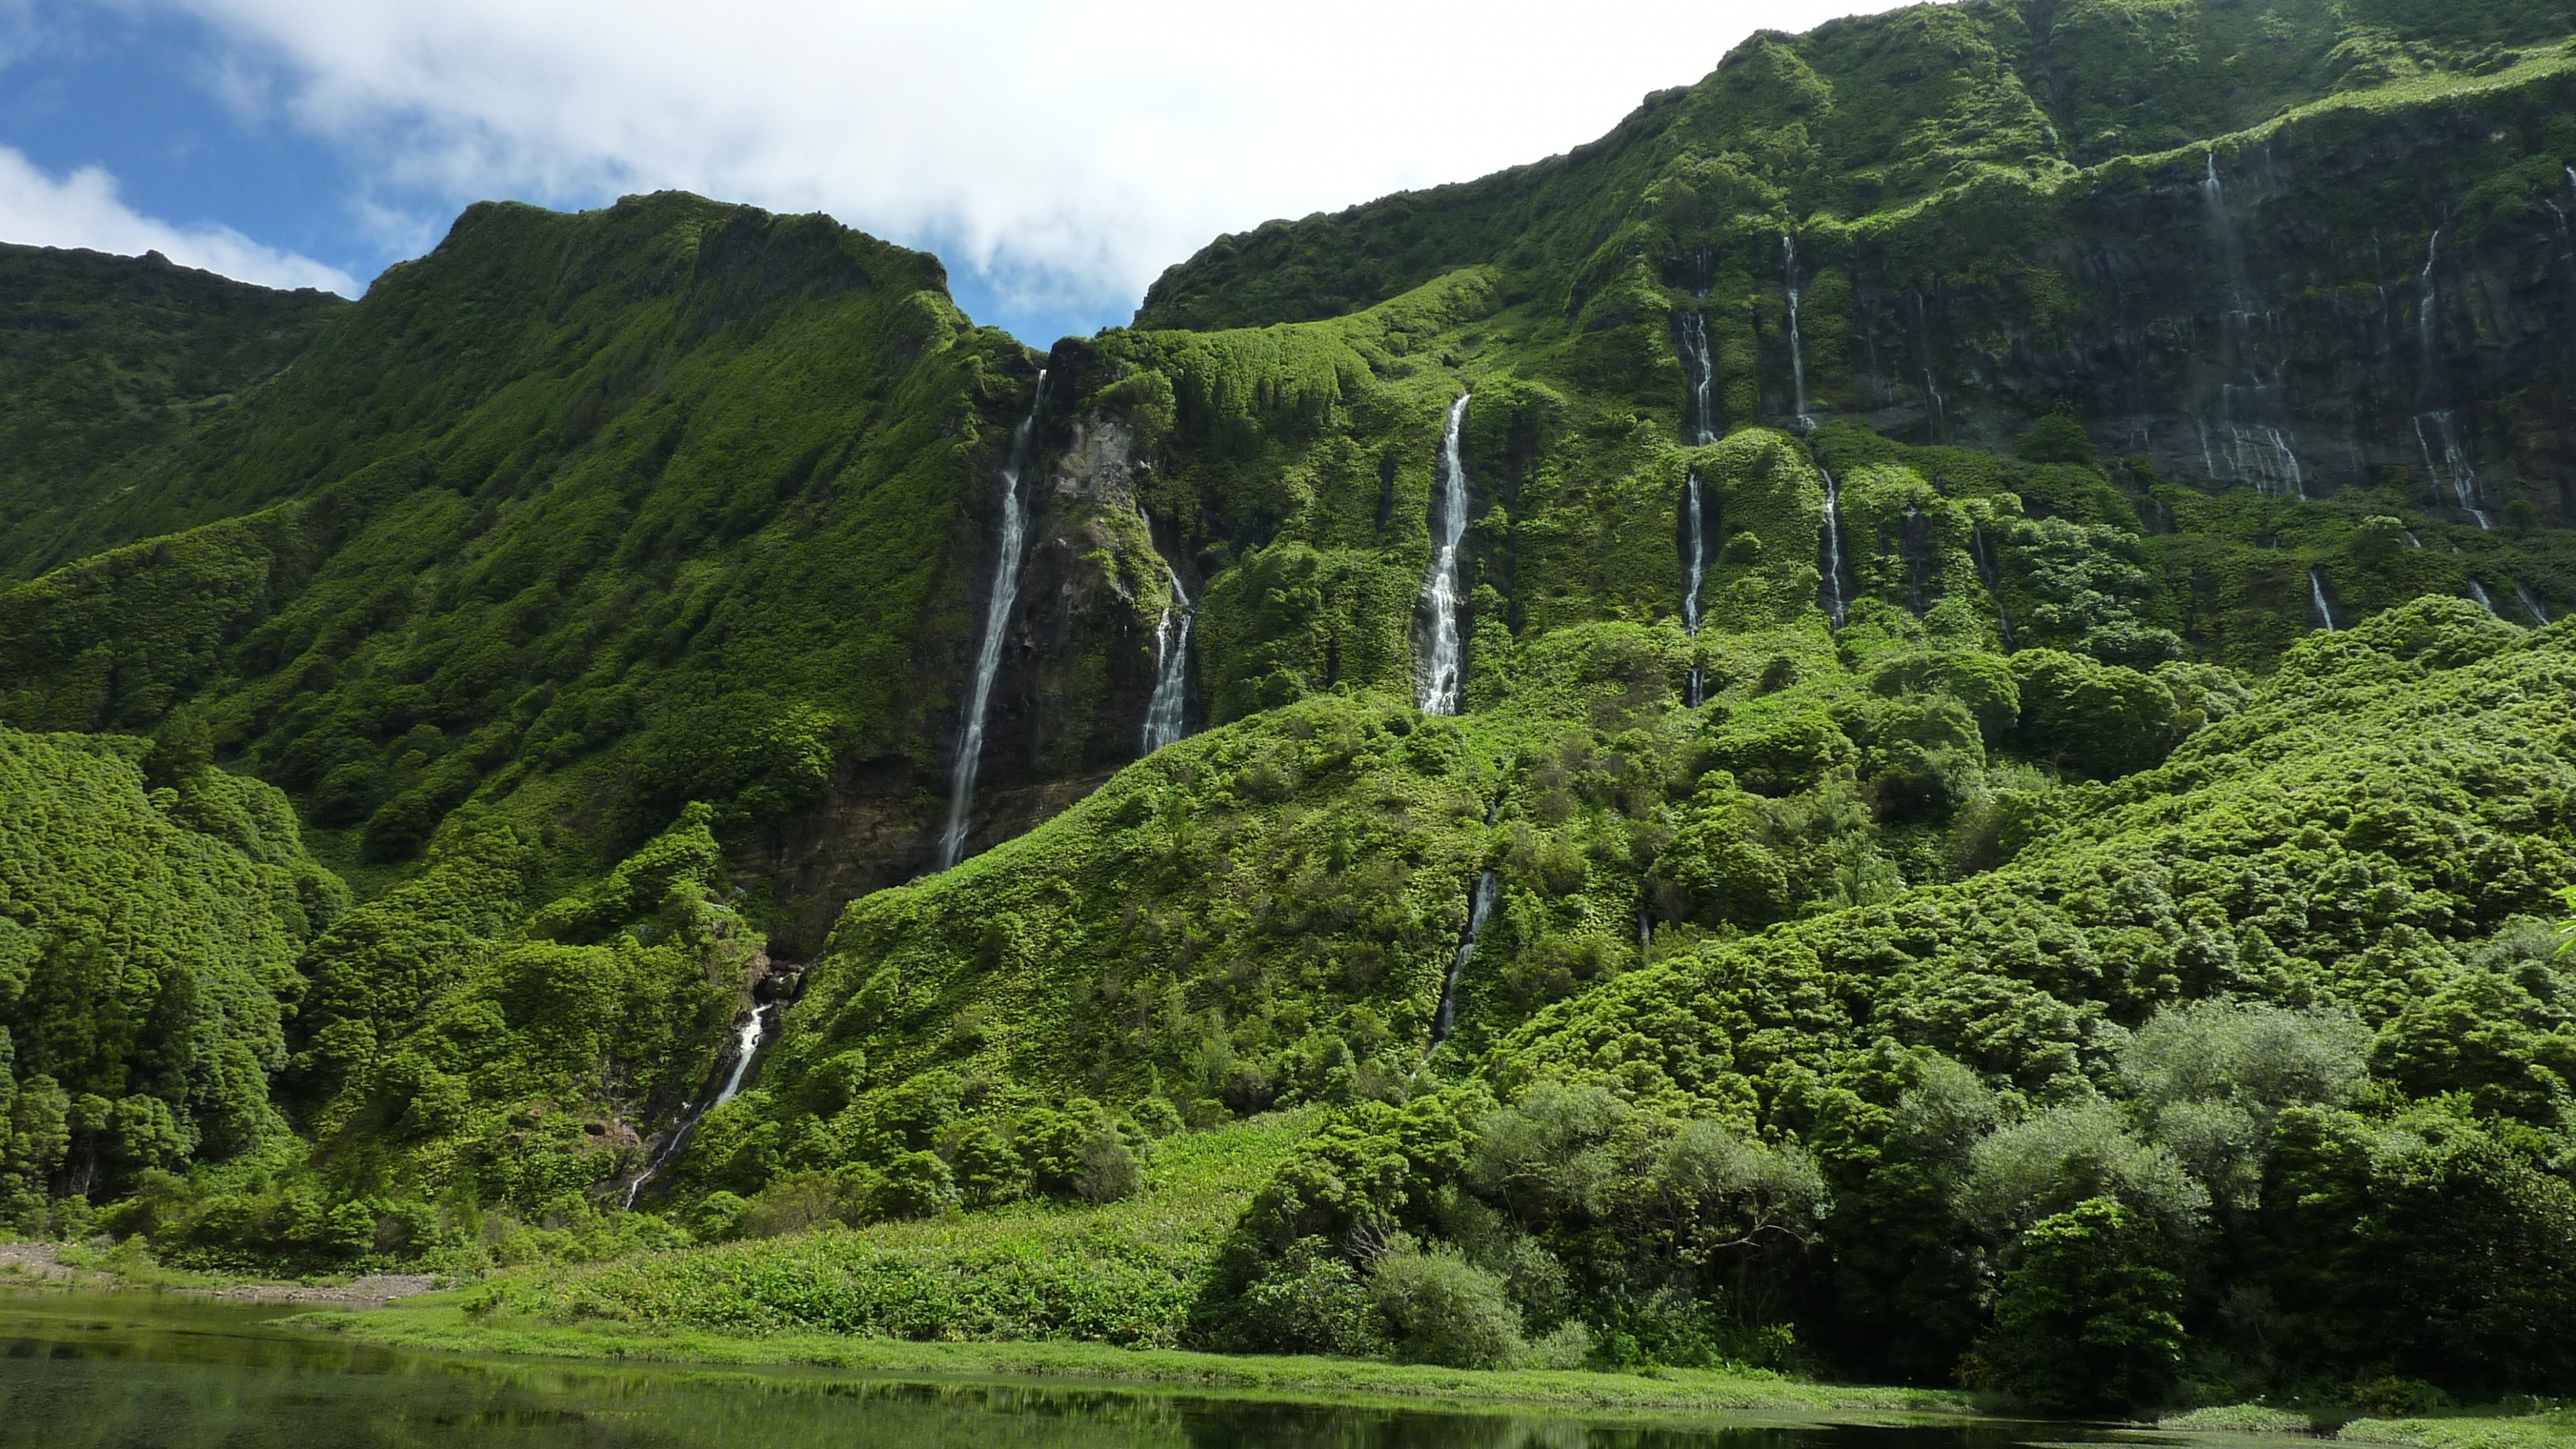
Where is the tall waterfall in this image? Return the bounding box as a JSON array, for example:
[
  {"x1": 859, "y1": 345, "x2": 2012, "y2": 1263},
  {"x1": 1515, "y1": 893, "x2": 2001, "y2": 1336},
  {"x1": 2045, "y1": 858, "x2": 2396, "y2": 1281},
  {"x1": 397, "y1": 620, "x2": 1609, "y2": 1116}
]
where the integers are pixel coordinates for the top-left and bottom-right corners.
[
  {"x1": 1682, "y1": 470, "x2": 1707, "y2": 704},
  {"x1": 1141, "y1": 564, "x2": 1194, "y2": 753},
  {"x1": 1818, "y1": 464, "x2": 1850, "y2": 629},
  {"x1": 936, "y1": 371, "x2": 1050, "y2": 871},
  {"x1": 2514, "y1": 582, "x2": 2552, "y2": 626},
  {"x1": 2307, "y1": 568, "x2": 2339, "y2": 633},
  {"x1": 1429, "y1": 869, "x2": 1501, "y2": 1048},
  {"x1": 1678, "y1": 311, "x2": 1719, "y2": 445},
  {"x1": 1416, "y1": 394, "x2": 1473, "y2": 714},
  {"x1": 1782, "y1": 234, "x2": 1815, "y2": 429}
]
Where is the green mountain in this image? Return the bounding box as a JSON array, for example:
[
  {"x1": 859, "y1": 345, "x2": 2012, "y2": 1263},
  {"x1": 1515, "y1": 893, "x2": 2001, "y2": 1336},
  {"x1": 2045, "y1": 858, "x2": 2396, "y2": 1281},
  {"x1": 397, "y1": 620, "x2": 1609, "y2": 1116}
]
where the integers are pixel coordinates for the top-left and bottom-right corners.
[{"x1": 2, "y1": 0, "x2": 2574, "y2": 1411}]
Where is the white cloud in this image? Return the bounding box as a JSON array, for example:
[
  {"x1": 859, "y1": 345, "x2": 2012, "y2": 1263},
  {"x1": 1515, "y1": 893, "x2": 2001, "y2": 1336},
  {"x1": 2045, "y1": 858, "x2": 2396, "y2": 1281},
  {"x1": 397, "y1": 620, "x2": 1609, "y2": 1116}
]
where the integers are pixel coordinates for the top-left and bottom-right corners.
[
  {"x1": 0, "y1": 144, "x2": 358, "y2": 292},
  {"x1": 149, "y1": 0, "x2": 1907, "y2": 325}
]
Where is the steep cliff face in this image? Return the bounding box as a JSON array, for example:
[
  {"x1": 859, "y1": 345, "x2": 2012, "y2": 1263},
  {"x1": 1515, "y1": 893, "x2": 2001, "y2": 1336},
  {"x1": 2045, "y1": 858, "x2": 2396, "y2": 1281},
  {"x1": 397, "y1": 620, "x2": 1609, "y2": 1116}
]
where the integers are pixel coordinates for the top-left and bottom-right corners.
[
  {"x1": 1138, "y1": 3, "x2": 2576, "y2": 526},
  {"x1": 0, "y1": 196, "x2": 1033, "y2": 919}
]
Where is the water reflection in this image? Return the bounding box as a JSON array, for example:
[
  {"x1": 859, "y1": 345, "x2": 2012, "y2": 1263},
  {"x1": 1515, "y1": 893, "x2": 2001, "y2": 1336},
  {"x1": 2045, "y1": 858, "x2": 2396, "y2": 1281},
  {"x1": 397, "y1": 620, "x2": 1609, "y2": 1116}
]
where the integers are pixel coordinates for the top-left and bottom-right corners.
[{"x1": 0, "y1": 1291, "x2": 2146, "y2": 1449}]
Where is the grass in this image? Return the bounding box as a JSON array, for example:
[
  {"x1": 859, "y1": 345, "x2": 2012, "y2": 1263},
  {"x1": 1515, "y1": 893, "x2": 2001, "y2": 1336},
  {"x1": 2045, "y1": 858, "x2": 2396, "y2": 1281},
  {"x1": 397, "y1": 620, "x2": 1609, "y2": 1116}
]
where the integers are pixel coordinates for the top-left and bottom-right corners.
[
  {"x1": 2340, "y1": 1414, "x2": 2576, "y2": 1449},
  {"x1": 306, "y1": 1301, "x2": 1981, "y2": 1420},
  {"x1": 449, "y1": 1113, "x2": 1320, "y2": 1346}
]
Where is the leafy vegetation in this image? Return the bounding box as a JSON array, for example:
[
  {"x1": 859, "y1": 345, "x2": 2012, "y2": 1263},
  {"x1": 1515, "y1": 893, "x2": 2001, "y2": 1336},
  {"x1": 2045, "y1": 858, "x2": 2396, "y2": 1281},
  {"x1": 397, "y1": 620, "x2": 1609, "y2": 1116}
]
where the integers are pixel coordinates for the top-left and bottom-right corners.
[{"x1": 0, "y1": 0, "x2": 2573, "y2": 1421}]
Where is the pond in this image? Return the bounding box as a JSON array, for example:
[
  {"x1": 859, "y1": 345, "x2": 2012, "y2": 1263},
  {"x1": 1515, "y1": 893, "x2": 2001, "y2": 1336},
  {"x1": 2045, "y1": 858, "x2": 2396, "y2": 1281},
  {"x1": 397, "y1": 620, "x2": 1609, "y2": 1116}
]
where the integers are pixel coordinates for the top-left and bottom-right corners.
[{"x1": 0, "y1": 1288, "x2": 2172, "y2": 1449}]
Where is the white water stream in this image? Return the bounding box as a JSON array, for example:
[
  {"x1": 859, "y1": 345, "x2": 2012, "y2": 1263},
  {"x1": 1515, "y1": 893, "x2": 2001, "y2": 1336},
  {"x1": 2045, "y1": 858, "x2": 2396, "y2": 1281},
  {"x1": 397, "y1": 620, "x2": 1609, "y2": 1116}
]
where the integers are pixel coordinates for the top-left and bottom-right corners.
[
  {"x1": 1819, "y1": 464, "x2": 1850, "y2": 629},
  {"x1": 1679, "y1": 311, "x2": 1718, "y2": 445},
  {"x1": 1782, "y1": 234, "x2": 1815, "y2": 429},
  {"x1": 2307, "y1": 568, "x2": 2338, "y2": 633},
  {"x1": 1682, "y1": 470, "x2": 1707, "y2": 704},
  {"x1": 1429, "y1": 869, "x2": 1501, "y2": 1049},
  {"x1": 936, "y1": 372, "x2": 1050, "y2": 870},
  {"x1": 2514, "y1": 582, "x2": 2552, "y2": 627},
  {"x1": 624, "y1": 1005, "x2": 770, "y2": 1208},
  {"x1": 1416, "y1": 394, "x2": 1473, "y2": 714},
  {"x1": 1141, "y1": 564, "x2": 1194, "y2": 753}
]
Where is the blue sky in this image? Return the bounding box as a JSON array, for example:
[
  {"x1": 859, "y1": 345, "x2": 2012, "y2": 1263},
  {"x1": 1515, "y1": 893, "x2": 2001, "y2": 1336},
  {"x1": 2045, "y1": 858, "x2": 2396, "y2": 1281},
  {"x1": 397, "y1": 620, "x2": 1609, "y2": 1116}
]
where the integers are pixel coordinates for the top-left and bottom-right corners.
[{"x1": 0, "y1": 0, "x2": 1901, "y2": 344}]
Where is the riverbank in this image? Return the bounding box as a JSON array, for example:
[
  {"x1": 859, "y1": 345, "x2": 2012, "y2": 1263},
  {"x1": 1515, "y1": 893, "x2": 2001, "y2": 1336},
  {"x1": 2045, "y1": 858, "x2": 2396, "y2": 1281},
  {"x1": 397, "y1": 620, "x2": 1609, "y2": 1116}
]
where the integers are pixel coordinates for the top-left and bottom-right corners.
[
  {"x1": 307, "y1": 1295, "x2": 1984, "y2": 1419},
  {"x1": 0, "y1": 1239, "x2": 446, "y2": 1305}
]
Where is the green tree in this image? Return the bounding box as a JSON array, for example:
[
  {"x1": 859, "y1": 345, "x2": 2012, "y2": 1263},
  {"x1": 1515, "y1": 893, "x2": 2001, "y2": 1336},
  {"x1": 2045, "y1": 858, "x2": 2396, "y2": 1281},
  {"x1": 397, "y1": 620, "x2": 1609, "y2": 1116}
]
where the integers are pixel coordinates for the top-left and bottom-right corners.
[{"x1": 1977, "y1": 1197, "x2": 2185, "y2": 1412}]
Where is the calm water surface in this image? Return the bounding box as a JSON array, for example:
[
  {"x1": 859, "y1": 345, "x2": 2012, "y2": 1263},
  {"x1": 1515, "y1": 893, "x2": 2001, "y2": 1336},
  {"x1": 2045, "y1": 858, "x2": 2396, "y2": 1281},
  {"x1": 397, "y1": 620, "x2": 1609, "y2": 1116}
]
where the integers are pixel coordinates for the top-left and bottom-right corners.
[{"x1": 0, "y1": 1289, "x2": 2159, "y2": 1449}]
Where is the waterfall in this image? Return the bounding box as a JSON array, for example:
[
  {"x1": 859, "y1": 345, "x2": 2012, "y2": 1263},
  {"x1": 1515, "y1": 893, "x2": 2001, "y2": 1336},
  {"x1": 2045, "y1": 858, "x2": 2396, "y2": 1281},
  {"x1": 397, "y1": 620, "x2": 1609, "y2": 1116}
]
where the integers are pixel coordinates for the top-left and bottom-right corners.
[
  {"x1": 624, "y1": 1004, "x2": 771, "y2": 1209},
  {"x1": 2414, "y1": 411, "x2": 2490, "y2": 529},
  {"x1": 937, "y1": 372, "x2": 1051, "y2": 871},
  {"x1": 1678, "y1": 311, "x2": 1718, "y2": 445},
  {"x1": 1908, "y1": 290, "x2": 1945, "y2": 441},
  {"x1": 1416, "y1": 394, "x2": 1473, "y2": 714},
  {"x1": 2307, "y1": 568, "x2": 2339, "y2": 633},
  {"x1": 2467, "y1": 578, "x2": 2498, "y2": 614},
  {"x1": 1782, "y1": 234, "x2": 1815, "y2": 429},
  {"x1": 2416, "y1": 231, "x2": 2441, "y2": 386},
  {"x1": 1682, "y1": 470, "x2": 1707, "y2": 704},
  {"x1": 2513, "y1": 582, "x2": 2551, "y2": 626},
  {"x1": 1817, "y1": 464, "x2": 1850, "y2": 629},
  {"x1": 2220, "y1": 423, "x2": 2305, "y2": 499},
  {"x1": 1140, "y1": 564, "x2": 1194, "y2": 753},
  {"x1": 1429, "y1": 869, "x2": 1501, "y2": 1048},
  {"x1": 2403, "y1": 531, "x2": 2422, "y2": 549},
  {"x1": 1972, "y1": 526, "x2": 2017, "y2": 651},
  {"x1": 2202, "y1": 150, "x2": 2247, "y2": 303}
]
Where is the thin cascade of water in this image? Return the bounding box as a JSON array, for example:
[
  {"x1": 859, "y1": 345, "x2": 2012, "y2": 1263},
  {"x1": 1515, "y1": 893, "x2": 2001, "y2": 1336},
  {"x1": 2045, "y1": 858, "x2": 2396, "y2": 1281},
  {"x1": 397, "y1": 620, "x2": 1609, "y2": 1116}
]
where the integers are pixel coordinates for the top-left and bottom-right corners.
[
  {"x1": 1782, "y1": 234, "x2": 1815, "y2": 429},
  {"x1": 1818, "y1": 464, "x2": 1850, "y2": 629},
  {"x1": 2414, "y1": 411, "x2": 2491, "y2": 529},
  {"x1": 2416, "y1": 231, "x2": 2441, "y2": 387},
  {"x1": 1141, "y1": 564, "x2": 1194, "y2": 753},
  {"x1": 2308, "y1": 568, "x2": 2339, "y2": 633},
  {"x1": 1972, "y1": 526, "x2": 2017, "y2": 651},
  {"x1": 2219, "y1": 423, "x2": 2305, "y2": 499},
  {"x1": 2402, "y1": 531, "x2": 2423, "y2": 549},
  {"x1": 1682, "y1": 470, "x2": 1707, "y2": 704},
  {"x1": 1429, "y1": 869, "x2": 1501, "y2": 1049},
  {"x1": 2202, "y1": 150, "x2": 2248, "y2": 309},
  {"x1": 2513, "y1": 582, "x2": 2551, "y2": 626},
  {"x1": 1678, "y1": 311, "x2": 1718, "y2": 445},
  {"x1": 937, "y1": 372, "x2": 1051, "y2": 871},
  {"x1": 1416, "y1": 394, "x2": 1474, "y2": 714},
  {"x1": 2467, "y1": 578, "x2": 2499, "y2": 614},
  {"x1": 625, "y1": 1006, "x2": 770, "y2": 1209},
  {"x1": 1907, "y1": 290, "x2": 1945, "y2": 441}
]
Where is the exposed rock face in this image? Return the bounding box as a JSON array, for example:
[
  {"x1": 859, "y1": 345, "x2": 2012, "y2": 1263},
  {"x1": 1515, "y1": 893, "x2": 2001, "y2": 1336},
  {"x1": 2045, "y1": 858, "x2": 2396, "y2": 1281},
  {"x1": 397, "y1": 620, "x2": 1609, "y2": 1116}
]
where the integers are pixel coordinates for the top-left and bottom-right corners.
[
  {"x1": 759, "y1": 406, "x2": 1174, "y2": 918},
  {"x1": 1790, "y1": 88, "x2": 2576, "y2": 521}
]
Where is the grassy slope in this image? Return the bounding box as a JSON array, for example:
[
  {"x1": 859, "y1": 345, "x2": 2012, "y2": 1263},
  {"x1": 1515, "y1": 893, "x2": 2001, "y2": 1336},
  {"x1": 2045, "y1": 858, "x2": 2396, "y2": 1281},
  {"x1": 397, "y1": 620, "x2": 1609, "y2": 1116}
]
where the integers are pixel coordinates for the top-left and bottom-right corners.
[
  {"x1": 0, "y1": 246, "x2": 342, "y2": 581},
  {"x1": 0, "y1": 193, "x2": 1032, "y2": 882},
  {"x1": 484, "y1": 1112, "x2": 1320, "y2": 1344}
]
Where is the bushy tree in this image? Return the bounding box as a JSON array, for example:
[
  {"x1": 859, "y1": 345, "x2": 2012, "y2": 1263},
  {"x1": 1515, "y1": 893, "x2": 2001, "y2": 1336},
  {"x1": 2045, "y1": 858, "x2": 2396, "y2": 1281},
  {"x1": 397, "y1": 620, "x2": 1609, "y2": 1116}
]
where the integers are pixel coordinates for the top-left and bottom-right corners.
[{"x1": 1976, "y1": 1197, "x2": 2185, "y2": 1411}]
